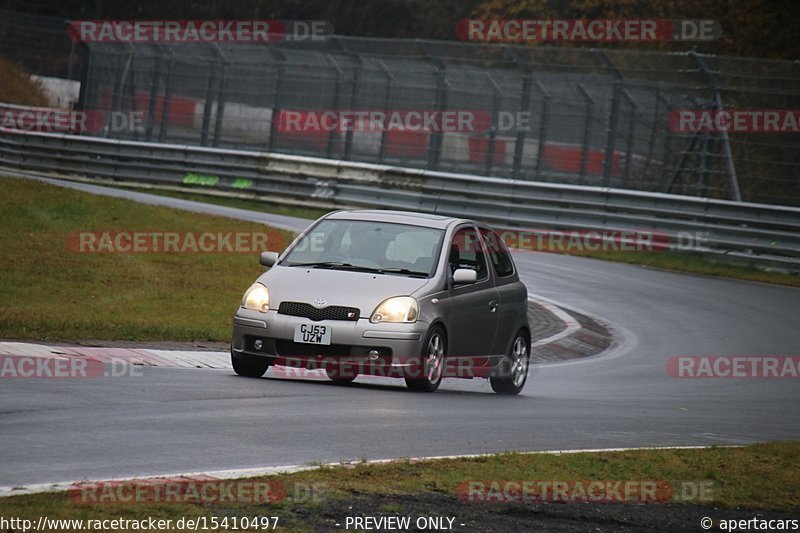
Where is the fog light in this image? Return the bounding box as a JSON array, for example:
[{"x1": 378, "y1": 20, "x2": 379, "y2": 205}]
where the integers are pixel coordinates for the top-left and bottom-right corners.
[
  {"x1": 254, "y1": 339, "x2": 263, "y2": 350},
  {"x1": 368, "y1": 350, "x2": 380, "y2": 360}
]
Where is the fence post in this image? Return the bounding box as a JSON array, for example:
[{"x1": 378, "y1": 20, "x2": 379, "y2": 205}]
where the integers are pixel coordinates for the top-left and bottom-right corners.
[
  {"x1": 267, "y1": 48, "x2": 286, "y2": 152},
  {"x1": 697, "y1": 134, "x2": 711, "y2": 197},
  {"x1": 603, "y1": 82, "x2": 621, "y2": 187},
  {"x1": 127, "y1": 50, "x2": 139, "y2": 141},
  {"x1": 622, "y1": 89, "x2": 638, "y2": 182},
  {"x1": 692, "y1": 51, "x2": 741, "y2": 201},
  {"x1": 200, "y1": 58, "x2": 218, "y2": 146},
  {"x1": 158, "y1": 50, "x2": 175, "y2": 143},
  {"x1": 67, "y1": 38, "x2": 76, "y2": 81},
  {"x1": 211, "y1": 43, "x2": 229, "y2": 148},
  {"x1": 326, "y1": 54, "x2": 345, "y2": 158},
  {"x1": 343, "y1": 56, "x2": 362, "y2": 161},
  {"x1": 577, "y1": 84, "x2": 594, "y2": 184},
  {"x1": 107, "y1": 49, "x2": 134, "y2": 138},
  {"x1": 145, "y1": 55, "x2": 161, "y2": 142},
  {"x1": 531, "y1": 80, "x2": 550, "y2": 181},
  {"x1": 595, "y1": 51, "x2": 623, "y2": 188},
  {"x1": 378, "y1": 60, "x2": 394, "y2": 164},
  {"x1": 512, "y1": 71, "x2": 532, "y2": 179},
  {"x1": 212, "y1": 62, "x2": 228, "y2": 148},
  {"x1": 484, "y1": 71, "x2": 502, "y2": 175},
  {"x1": 428, "y1": 67, "x2": 448, "y2": 170}
]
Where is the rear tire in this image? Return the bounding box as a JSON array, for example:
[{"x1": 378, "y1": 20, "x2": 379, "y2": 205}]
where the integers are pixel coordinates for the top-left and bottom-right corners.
[
  {"x1": 490, "y1": 332, "x2": 530, "y2": 395},
  {"x1": 405, "y1": 326, "x2": 446, "y2": 393},
  {"x1": 231, "y1": 350, "x2": 271, "y2": 378}
]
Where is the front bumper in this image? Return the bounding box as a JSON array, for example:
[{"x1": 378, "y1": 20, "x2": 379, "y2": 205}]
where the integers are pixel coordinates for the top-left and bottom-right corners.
[{"x1": 231, "y1": 308, "x2": 429, "y2": 376}]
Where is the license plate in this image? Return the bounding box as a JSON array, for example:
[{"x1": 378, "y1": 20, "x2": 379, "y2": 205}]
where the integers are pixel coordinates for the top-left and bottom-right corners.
[{"x1": 293, "y1": 323, "x2": 331, "y2": 345}]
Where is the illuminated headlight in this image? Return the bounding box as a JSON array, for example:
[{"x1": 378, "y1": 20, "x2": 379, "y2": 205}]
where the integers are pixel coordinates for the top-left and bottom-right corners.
[
  {"x1": 242, "y1": 283, "x2": 270, "y2": 313},
  {"x1": 370, "y1": 296, "x2": 418, "y2": 324}
]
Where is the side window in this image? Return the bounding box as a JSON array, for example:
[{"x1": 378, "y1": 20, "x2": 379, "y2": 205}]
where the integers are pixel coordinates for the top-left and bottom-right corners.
[
  {"x1": 480, "y1": 228, "x2": 514, "y2": 277},
  {"x1": 448, "y1": 227, "x2": 488, "y2": 281}
]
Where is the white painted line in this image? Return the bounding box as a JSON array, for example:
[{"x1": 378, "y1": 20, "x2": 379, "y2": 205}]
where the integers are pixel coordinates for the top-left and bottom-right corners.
[
  {"x1": 526, "y1": 292, "x2": 642, "y2": 369},
  {"x1": 528, "y1": 296, "x2": 581, "y2": 347},
  {"x1": 0, "y1": 445, "x2": 740, "y2": 498}
]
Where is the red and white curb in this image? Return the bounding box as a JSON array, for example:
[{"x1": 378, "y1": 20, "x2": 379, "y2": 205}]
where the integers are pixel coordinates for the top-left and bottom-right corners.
[
  {"x1": 0, "y1": 297, "x2": 598, "y2": 375},
  {"x1": 0, "y1": 342, "x2": 229, "y2": 370},
  {"x1": 0, "y1": 445, "x2": 737, "y2": 498}
]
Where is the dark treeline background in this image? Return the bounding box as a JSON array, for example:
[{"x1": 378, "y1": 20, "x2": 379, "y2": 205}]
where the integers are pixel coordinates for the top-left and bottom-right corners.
[{"x1": 0, "y1": 0, "x2": 797, "y2": 59}]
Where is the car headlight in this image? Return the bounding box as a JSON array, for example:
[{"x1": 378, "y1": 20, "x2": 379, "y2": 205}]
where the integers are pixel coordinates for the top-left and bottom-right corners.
[
  {"x1": 242, "y1": 283, "x2": 270, "y2": 313},
  {"x1": 370, "y1": 296, "x2": 418, "y2": 323}
]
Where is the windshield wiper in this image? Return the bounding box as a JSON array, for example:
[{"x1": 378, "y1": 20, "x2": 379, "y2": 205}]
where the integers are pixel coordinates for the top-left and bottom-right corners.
[
  {"x1": 286, "y1": 261, "x2": 356, "y2": 269},
  {"x1": 351, "y1": 267, "x2": 429, "y2": 277},
  {"x1": 377, "y1": 268, "x2": 429, "y2": 277},
  {"x1": 287, "y1": 262, "x2": 428, "y2": 277}
]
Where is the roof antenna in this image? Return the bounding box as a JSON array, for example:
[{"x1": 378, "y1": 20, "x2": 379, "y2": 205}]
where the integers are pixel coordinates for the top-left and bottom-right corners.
[{"x1": 433, "y1": 179, "x2": 446, "y2": 215}]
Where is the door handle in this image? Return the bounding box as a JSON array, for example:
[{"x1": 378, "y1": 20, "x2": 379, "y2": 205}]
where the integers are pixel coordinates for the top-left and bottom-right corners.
[{"x1": 488, "y1": 300, "x2": 498, "y2": 313}]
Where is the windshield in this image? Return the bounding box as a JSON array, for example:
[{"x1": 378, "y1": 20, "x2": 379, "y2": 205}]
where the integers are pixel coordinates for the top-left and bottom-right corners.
[{"x1": 281, "y1": 219, "x2": 444, "y2": 277}]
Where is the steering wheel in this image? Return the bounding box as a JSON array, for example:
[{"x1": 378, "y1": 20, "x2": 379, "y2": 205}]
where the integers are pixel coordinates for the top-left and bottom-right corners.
[{"x1": 351, "y1": 259, "x2": 383, "y2": 269}]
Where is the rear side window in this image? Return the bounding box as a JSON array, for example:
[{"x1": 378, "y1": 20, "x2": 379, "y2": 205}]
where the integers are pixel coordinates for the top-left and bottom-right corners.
[{"x1": 480, "y1": 228, "x2": 514, "y2": 277}]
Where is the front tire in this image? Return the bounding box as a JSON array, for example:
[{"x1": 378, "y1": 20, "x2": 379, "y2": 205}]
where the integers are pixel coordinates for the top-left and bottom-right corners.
[
  {"x1": 326, "y1": 366, "x2": 357, "y2": 384},
  {"x1": 405, "y1": 326, "x2": 446, "y2": 392},
  {"x1": 231, "y1": 350, "x2": 271, "y2": 378},
  {"x1": 490, "y1": 332, "x2": 530, "y2": 395}
]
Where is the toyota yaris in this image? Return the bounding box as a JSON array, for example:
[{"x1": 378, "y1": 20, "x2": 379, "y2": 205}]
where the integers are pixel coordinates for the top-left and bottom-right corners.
[{"x1": 231, "y1": 210, "x2": 530, "y2": 394}]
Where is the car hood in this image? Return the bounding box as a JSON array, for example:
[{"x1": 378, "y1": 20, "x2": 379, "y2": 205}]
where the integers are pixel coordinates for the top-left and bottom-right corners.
[{"x1": 258, "y1": 265, "x2": 432, "y2": 318}]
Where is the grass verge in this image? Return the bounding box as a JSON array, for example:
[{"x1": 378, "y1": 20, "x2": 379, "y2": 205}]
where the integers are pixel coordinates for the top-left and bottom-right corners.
[
  {"x1": 556, "y1": 249, "x2": 800, "y2": 287},
  {"x1": 0, "y1": 56, "x2": 50, "y2": 106},
  {"x1": 1, "y1": 175, "x2": 796, "y2": 342},
  {"x1": 1, "y1": 443, "x2": 798, "y2": 532},
  {"x1": 0, "y1": 176, "x2": 296, "y2": 341},
  {"x1": 116, "y1": 185, "x2": 329, "y2": 221}
]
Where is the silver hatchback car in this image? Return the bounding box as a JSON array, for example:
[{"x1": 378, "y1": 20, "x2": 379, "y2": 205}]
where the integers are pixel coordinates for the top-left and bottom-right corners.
[{"x1": 231, "y1": 210, "x2": 530, "y2": 394}]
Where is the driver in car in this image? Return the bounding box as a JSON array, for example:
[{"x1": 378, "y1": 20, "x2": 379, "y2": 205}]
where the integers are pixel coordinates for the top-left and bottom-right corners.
[{"x1": 348, "y1": 226, "x2": 388, "y2": 266}]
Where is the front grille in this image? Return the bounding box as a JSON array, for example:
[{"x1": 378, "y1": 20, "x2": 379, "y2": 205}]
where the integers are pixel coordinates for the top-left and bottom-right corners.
[
  {"x1": 278, "y1": 301, "x2": 360, "y2": 321},
  {"x1": 275, "y1": 341, "x2": 392, "y2": 358}
]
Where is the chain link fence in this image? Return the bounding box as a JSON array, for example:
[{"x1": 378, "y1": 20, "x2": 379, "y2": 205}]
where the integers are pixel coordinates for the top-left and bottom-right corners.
[{"x1": 2, "y1": 11, "x2": 799, "y2": 206}]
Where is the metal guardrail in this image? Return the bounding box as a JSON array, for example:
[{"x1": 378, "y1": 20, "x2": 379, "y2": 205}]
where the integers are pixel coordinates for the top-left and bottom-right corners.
[{"x1": 1, "y1": 127, "x2": 799, "y2": 269}]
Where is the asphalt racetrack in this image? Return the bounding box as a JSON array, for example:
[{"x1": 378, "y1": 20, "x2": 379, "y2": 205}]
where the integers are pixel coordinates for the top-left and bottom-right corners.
[{"x1": 1, "y1": 175, "x2": 798, "y2": 488}]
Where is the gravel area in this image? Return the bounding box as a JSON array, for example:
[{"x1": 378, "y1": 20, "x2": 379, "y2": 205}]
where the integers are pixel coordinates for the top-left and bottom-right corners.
[{"x1": 245, "y1": 491, "x2": 799, "y2": 532}]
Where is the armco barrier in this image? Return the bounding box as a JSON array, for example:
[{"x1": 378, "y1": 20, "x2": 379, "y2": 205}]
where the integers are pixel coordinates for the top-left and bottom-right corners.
[{"x1": 1, "y1": 127, "x2": 799, "y2": 268}]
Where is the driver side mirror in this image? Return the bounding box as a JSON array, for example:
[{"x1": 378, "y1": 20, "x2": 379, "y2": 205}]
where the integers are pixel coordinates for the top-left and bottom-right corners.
[
  {"x1": 452, "y1": 268, "x2": 477, "y2": 285},
  {"x1": 259, "y1": 251, "x2": 279, "y2": 267}
]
